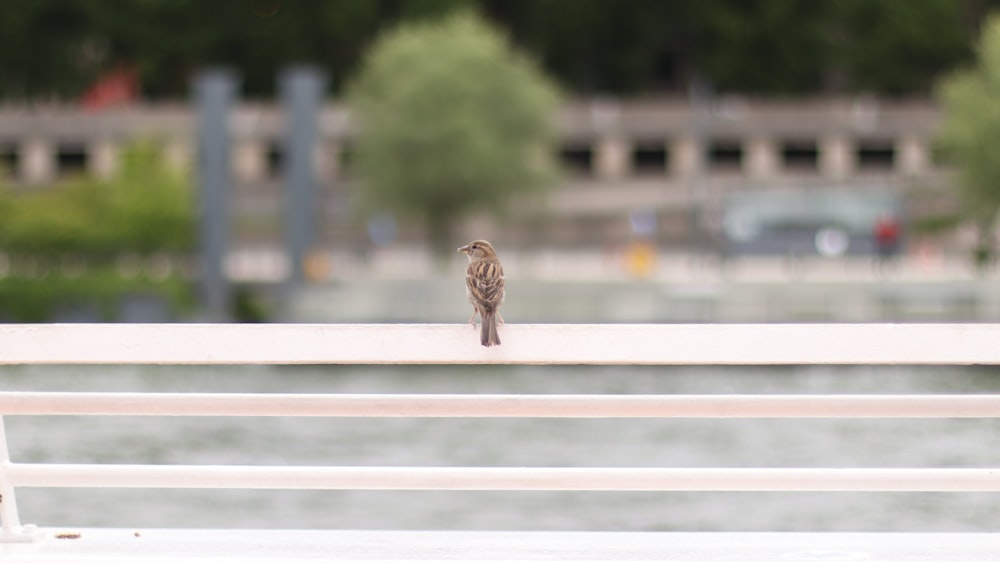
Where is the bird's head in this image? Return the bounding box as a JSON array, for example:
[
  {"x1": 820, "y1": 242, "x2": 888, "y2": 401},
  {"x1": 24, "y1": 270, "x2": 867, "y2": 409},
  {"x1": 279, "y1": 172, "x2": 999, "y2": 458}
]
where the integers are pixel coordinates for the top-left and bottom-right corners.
[{"x1": 458, "y1": 240, "x2": 497, "y2": 260}]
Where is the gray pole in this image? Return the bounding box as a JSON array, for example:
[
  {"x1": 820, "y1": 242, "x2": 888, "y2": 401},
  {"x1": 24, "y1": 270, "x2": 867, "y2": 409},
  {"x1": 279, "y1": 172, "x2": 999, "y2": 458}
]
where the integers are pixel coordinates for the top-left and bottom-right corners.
[
  {"x1": 280, "y1": 66, "x2": 327, "y2": 286},
  {"x1": 687, "y1": 77, "x2": 711, "y2": 256},
  {"x1": 193, "y1": 69, "x2": 238, "y2": 321}
]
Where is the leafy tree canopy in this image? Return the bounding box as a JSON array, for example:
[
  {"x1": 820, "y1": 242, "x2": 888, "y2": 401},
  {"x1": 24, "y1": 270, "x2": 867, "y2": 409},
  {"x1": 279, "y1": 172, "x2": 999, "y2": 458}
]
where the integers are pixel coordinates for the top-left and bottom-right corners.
[
  {"x1": 0, "y1": 0, "x2": 996, "y2": 100},
  {"x1": 347, "y1": 11, "x2": 559, "y2": 254},
  {"x1": 936, "y1": 14, "x2": 1000, "y2": 269}
]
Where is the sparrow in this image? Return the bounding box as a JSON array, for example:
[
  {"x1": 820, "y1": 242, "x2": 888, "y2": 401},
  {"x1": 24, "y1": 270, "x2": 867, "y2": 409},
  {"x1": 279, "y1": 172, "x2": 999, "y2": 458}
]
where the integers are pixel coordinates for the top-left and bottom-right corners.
[{"x1": 458, "y1": 239, "x2": 505, "y2": 347}]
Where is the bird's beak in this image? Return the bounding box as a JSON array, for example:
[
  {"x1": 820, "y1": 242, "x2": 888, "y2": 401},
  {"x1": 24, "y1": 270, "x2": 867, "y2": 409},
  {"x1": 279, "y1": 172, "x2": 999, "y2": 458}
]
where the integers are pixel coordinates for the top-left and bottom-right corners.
[{"x1": 457, "y1": 244, "x2": 470, "y2": 254}]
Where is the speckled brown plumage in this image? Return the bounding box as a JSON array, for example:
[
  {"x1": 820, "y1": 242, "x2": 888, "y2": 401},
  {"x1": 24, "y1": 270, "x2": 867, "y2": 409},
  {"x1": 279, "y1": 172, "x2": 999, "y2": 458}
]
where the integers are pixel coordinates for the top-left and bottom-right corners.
[{"x1": 458, "y1": 239, "x2": 505, "y2": 347}]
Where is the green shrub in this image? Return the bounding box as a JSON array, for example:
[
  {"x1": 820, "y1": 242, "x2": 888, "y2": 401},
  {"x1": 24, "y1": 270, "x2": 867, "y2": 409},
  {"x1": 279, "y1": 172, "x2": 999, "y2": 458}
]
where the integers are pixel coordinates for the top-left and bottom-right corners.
[{"x1": 0, "y1": 140, "x2": 196, "y2": 320}]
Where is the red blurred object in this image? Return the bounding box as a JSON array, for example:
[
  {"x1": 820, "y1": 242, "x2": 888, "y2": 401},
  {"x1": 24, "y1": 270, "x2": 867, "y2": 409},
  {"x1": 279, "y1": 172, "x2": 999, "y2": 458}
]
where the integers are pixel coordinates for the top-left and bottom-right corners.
[
  {"x1": 874, "y1": 216, "x2": 899, "y2": 244},
  {"x1": 874, "y1": 214, "x2": 901, "y2": 260},
  {"x1": 80, "y1": 66, "x2": 139, "y2": 110}
]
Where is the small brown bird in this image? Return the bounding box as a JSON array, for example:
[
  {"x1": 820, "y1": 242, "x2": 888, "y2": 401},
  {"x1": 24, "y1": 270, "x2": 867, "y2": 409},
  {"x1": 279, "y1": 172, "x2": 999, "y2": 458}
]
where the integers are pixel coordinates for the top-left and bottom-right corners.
[{"x1": 458, "y1": 239, "x2": 505, "y2": 347}]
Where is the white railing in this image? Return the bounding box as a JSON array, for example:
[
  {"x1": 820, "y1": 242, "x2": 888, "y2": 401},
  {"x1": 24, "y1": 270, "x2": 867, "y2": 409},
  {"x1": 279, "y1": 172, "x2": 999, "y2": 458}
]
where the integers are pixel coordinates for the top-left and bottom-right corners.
[
  {"x1": 2, "y1": 323, "x2": 1000, "y2": 364},
  {"x1": 2, "y1": 323, "x2": 1000, "y2": 549}
]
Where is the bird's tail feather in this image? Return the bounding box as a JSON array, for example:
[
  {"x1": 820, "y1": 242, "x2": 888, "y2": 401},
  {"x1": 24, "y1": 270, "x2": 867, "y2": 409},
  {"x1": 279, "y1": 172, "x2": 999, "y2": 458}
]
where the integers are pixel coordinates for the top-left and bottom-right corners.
[{"x1": 481, "y1": 312, "x2": 501, "y2": 347}]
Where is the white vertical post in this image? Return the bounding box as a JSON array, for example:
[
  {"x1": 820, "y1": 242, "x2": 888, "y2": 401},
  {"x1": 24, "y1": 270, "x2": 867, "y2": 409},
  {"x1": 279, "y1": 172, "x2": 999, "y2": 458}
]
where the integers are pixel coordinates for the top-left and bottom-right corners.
[
  {"x1": 232, "y1": 139, "x2": 268, "y2": 183},
  {"x1": 745, "y1": 137, "x2": 778, "y2": 179},
  {"x1": 20, "y1": 138, "x2": 55, "y2": 185},
  {"x1": 820, "y1": 135, "x2": 855, "y2": 180},
  {"x1": 896, "y1": 135, "x2": 928, "y2": 177},
  {"x1": 595, "y1": 136, "x2": 630, "y2": 180},
  {"x1": 0, "y1": 415, "x2": 28, "y2": 541},
  {"x1": 89, "y1": 138, "x2": 119, "y2": 179}
]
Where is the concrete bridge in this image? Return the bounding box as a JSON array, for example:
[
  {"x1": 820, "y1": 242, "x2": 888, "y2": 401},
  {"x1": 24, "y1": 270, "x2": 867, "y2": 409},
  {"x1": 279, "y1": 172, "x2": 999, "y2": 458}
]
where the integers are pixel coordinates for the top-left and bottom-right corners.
[{"x1": 0, "y1": 98, "x2": 945, "y2": 247}]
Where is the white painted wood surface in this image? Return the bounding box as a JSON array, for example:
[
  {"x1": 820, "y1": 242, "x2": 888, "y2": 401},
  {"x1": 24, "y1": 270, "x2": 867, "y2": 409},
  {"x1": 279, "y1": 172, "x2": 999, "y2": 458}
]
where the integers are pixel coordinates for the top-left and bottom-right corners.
[
  {"x1": 8, "y1": 464, "x2": 1000, "y2": 492},
  {"x1": 0, "y1": 417, "x2": 21, "y2": 534},
  {"x1": 4, "y1": 323, "x2": 1000, "y2": 560},
  {"x1": 2, "y1": 323, "x2": 1000, "y2": 364},
  {"x1": 5, "y1": 529, "x2": 1000, "y2": 562},
  {"x1": 4, "y1": 391, "x2": 1000, "y2": 418}
]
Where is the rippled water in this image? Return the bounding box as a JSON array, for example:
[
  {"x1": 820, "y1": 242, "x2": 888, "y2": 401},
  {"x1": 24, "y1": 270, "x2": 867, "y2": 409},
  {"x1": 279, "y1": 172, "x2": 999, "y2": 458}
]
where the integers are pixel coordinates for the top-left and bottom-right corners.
[{"x1": 3, "y1": 364, "x2": 1000, "y2": 531}]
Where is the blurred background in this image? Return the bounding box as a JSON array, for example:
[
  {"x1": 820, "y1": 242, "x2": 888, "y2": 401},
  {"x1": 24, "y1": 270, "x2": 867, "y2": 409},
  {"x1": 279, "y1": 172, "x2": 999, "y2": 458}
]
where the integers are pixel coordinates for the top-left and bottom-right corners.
[
  {"x1": 3, "y1": 0, "x2": 1000, "y2": 323},
  {"x1": 7, "y1": 1, "x2": 1000, "y2": 534}
]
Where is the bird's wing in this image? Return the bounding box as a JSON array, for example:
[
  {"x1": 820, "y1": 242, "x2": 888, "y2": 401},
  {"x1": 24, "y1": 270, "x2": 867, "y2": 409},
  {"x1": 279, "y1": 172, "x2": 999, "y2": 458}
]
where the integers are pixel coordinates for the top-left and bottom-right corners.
[{"x1": 467, "y1": 260, "x2": 505, "y2": 307}]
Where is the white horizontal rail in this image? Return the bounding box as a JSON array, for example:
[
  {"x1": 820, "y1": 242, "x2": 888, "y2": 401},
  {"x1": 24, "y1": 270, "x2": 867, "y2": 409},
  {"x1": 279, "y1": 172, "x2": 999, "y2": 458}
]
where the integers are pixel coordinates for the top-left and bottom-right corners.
[
  {"x1": 4, "y1": 392, "x2": 1000, "y2": 418},
  {"x1": 8, "y1": 464, "x2": 1000, "y2": 492},
  {"x1": 3, "y1": 323, "x2": 1000, "y2": 364}
]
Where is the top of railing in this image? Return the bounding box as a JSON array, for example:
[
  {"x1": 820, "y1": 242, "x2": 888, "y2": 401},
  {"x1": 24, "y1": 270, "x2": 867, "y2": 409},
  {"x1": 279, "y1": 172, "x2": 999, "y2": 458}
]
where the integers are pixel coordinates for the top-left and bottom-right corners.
[{"x1": 1, "y1": 323, "x2": 999, "y2": 365}]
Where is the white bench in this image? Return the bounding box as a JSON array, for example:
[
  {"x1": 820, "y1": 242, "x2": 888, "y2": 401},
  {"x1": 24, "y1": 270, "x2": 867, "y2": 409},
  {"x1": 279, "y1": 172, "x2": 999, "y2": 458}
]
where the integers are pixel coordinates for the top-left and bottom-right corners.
[{"x1": 3, "y1": 323, "x2": 1000, "y2": 562}]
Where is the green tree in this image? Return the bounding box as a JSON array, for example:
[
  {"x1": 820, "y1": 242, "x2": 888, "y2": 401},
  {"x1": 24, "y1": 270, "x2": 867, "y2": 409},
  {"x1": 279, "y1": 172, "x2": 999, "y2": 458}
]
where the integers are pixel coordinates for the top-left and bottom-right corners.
[
  {"x1": 106, "y1": 140, "x2": 195, "y2": 254},
  {"x1": 937, "y1": 14, "x2": 1000, "y2": 270},
  {"x1": 0, "y1": 140, "x2": 195, "y2": 320},
  {"x1": 827, "y1": 0, "x2": 969, "y2": 95},
  {"x1": 0, "y1": 140, "x2": 193, "y2": 258},
  {"x1": 0, "y1": 0, "x2": 995, "y2": 100},
  {"x1": 347, "y1": 10, "x2": 559, "y2": 255}
]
